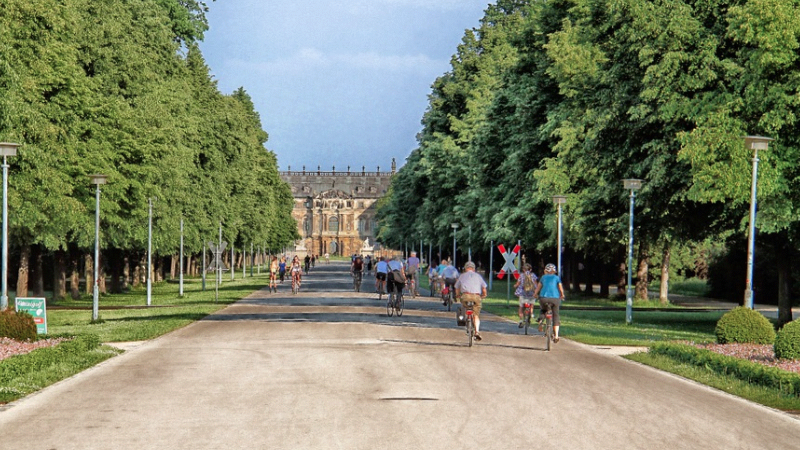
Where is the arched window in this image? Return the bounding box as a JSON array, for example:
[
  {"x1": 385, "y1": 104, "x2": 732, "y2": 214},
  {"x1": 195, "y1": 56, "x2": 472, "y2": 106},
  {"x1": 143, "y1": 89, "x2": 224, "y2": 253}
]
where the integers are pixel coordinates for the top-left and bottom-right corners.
[{"x1": 329, "y1": 216, "x2": 339, "y2": 233}]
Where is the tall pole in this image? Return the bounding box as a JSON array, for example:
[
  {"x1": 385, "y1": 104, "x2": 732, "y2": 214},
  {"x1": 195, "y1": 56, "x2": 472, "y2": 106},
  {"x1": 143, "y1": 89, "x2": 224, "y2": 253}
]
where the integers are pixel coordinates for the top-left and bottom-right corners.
[
  {"x1": 147, "y1": 198, "x2": 153, "y2": 307},
  {"x1": 557, "y1": 202, "x2": 563, "y2": 278},
  {"x1": 179, "y1": 218, "x2": 184, "y2": 297},
  {"x1": 468, "y1": 226, "x2": 472, "y2": 262},
  {"x1": 216, "y1": 224, "x2": 221, "y2": 302},
  {"x1": 92, "y1": 183, "x2": 101, "y2": 321},
  {"x1": 489, "y1": 240, "x2": 494, "y2": 291},
  {"x1": 745, "y1": 150, "x2": 761, "y2": 309},
  {"x1": 202, "y1": 240, "x2": 206, "y2": 291},
  {"x1": 451, "y1": 223, "x2": 458, "y2": 268},
  {"x1": 626, "y1": 190, "x2": 636, "y2": 325},
  {"x1": 1, "y1": 156, "x2": 8, "y2": 311}
]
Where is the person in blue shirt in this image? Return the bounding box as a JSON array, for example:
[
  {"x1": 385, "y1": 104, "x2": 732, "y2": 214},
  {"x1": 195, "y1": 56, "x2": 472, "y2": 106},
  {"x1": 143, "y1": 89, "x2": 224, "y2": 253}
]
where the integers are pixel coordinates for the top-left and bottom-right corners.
[{"x1": 533, "y1": 263, "x2": 565, "y2": 343}]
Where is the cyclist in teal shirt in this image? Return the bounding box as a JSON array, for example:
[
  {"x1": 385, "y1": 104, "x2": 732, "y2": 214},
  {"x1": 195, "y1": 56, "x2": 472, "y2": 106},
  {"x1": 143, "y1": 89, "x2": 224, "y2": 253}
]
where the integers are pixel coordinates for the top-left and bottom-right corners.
[{"x1": 533, "y1": 263, "x2": 565, "y2": 343}]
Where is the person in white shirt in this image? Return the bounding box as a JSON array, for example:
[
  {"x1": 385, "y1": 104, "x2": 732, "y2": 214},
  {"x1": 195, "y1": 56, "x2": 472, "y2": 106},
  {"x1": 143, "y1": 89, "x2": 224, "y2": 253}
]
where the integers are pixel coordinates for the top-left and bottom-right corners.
[{"x1": 375, "y1": 257, "x2": 389, "y2": 294}]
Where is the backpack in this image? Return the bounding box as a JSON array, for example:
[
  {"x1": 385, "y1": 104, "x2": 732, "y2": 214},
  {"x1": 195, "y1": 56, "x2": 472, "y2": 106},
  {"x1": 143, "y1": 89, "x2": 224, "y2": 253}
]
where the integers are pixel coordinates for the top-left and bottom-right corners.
[
  {"x1": 523, "y1": 273, "x2": 535, "y2": 294},
  {"x1": 392, "y1": 268, "x2": 407, "y2": 283}
]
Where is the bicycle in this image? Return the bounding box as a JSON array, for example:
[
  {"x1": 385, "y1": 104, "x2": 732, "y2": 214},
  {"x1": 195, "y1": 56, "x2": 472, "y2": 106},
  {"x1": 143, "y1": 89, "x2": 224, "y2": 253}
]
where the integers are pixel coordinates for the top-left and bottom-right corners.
[
  {"x1": 463, "y1": 300, "x2": 476, "y2": 347},
  {"x1": 386, "y1": 286, "x2": 404, "y2": 317},
  {"x1": 521, "y1": 301, "x2": 533, "y2": 335},
  {"x1": 352, "y1": 271, "x2": 362, "y2": 292},
  {"x1": 407, "y1": 275, "x2": 416, "y2": 298},
  {"x1": 291, "y1": 273, "x2": 301, "y2": 294},
  {"x1": 441, "y1": 285, "x2": 454, "y2": 311},
  {"x1": 539, "y1": 302, "x2": 555, "y2": 351}
]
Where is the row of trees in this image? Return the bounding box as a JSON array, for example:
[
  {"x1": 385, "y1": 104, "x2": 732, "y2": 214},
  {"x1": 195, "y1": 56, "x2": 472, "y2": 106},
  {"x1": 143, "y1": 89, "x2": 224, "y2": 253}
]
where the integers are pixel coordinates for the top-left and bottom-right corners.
[
  {"x1": 0, "y1": 0, "x2": 298, "y2": 300},
  {"x1": 376, "y1": 0, "x2": 800, "y2": 326}
]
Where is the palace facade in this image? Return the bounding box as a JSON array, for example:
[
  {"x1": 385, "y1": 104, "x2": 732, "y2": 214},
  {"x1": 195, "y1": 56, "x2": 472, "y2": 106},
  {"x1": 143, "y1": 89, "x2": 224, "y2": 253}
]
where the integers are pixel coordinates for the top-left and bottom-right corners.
[{"x1": 279, "y1": 160, "x2": 396, "y2": 258}]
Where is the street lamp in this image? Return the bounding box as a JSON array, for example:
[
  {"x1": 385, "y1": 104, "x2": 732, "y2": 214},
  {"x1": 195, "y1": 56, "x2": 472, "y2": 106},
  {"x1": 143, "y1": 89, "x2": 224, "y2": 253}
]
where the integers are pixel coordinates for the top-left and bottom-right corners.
[
  {"x1": 0, "y1": 143, "x2": 18, "y2": 311},
  {"x1": 623, "y1": 179, "x2": 643, "y2": 325},
  {"x1": 743, "y1": 135, "x2": 773, "y2": 309},
  {"x1": 553, "y1": 195, "x2": 567, "y2": 278},
  {"x1": 147, "y1": 197, "x2": 154, "y2": 306},
  {"x1": 451, "y1": 223, "x2": 459, "y2": 268},
  {"x1": 89, "y1": 174, "x2": 108, "y2": 321}
]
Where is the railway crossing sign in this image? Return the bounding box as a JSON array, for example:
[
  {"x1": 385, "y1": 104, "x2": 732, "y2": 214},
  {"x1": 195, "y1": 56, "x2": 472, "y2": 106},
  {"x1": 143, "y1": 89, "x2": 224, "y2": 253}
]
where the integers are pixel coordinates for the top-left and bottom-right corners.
[
  {"x1": 497, "y1": 243, "x2": 520, "y2": 280},
  {"x1": 206, "y1": 241, "x2": 229, "y2": 272}
]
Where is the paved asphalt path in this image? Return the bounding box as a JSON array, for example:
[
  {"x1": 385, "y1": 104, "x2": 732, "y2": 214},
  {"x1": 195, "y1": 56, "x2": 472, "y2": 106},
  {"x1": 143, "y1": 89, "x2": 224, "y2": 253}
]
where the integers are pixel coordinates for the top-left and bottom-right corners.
[{"x1": 2, "y1": 262, "x2": 799, "y2": 450}]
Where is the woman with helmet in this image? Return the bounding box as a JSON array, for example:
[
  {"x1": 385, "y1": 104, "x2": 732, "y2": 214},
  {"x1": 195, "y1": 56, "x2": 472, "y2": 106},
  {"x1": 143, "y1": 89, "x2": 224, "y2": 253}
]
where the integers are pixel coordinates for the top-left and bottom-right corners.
[{"x1": 533, "y1": 263, "x2": 565, "y2": 343}]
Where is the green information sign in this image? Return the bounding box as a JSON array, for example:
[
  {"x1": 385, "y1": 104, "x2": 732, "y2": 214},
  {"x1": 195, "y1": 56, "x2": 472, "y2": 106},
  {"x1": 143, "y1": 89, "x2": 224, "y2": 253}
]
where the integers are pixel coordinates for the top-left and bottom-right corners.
[{"x1": 15, "y1": 297, "x2": 47, "y2": 334}]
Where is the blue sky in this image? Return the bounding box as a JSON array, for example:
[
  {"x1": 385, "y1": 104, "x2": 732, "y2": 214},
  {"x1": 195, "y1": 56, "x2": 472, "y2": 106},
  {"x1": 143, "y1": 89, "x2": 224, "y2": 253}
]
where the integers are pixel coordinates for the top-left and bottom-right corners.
[{"x1": 198, "y1": 0, "x2": 491, "y2": 172}]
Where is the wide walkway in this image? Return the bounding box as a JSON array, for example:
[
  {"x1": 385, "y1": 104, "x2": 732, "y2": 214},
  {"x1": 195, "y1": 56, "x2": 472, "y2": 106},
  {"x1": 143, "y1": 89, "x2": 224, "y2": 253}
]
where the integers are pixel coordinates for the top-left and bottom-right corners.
[{"x1": 1, "y1": 262, "x2": 798, "y2": 449}]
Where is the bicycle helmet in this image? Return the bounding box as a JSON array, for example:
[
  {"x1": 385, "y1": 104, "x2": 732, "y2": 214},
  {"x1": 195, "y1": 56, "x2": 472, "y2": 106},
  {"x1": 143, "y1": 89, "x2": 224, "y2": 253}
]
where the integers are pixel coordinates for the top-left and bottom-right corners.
[{"x1": 545, "y1": 263, "x2": 557, "y2": 273}]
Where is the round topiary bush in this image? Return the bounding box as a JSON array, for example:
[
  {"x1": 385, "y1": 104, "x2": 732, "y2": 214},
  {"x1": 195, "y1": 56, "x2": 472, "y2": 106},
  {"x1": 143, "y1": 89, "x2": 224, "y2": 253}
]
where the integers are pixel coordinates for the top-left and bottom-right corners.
[
  {"x1": 715, "y1": 306, "x2": 776, "y2": 344},
  {"x1": 774, "y1": 320, "x2": 800, "y2": 360},
  {"x1": 0, "y1": 309, "x2": 37, "y2": 341}
]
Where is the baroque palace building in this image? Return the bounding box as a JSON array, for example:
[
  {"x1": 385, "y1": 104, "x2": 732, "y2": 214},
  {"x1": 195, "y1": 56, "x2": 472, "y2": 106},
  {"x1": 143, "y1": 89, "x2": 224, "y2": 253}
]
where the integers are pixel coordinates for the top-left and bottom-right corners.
[{"x1": 279, "y1": 160, "x2": 396, "y2": 258}]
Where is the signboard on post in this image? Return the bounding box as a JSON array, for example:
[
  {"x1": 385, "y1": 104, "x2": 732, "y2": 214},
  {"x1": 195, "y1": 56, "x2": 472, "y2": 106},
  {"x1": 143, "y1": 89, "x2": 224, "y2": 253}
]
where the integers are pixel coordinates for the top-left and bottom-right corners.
[
  {"x1": 15, "y1": 297, "x2": 47, "y2": 334},
  {"x1": 496, "y1": 243, "x2": 520, "y2": 280}
]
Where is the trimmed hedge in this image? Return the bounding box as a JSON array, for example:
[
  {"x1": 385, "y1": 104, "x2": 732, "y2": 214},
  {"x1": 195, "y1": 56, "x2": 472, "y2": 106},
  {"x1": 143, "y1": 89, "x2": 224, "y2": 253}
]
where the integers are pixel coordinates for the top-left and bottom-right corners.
[
  {"x1": 775, "y1": 320, "x2": 800, "y2": 360},
  {"x1": 649, "y1": 342, "x2": 800, "y2": 396},
  {"x1": 715, "y1": 306, "x2": 776, "y2": 344},
  {"x1": 0, "y1": 309, "x2": 37, "y2": 341},
  {"x1": 0, "y1": 334, "x2": 101, "y2": 383}
]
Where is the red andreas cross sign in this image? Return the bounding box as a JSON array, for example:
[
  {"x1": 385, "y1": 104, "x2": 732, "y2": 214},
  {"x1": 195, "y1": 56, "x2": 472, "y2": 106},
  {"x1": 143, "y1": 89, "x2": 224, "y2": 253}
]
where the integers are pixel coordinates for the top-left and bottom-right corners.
[{"x1": 497, "y1": 243, "x2": 520, "y2": 280}]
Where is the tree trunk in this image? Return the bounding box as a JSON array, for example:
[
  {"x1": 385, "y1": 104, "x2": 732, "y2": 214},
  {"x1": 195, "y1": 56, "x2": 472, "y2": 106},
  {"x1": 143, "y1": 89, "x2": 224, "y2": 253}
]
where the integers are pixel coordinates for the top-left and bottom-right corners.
[
  {"x1": 132, "y1": 255, "x2": 142, "y2": 288},
  {"x1": 53, "y1": 250, "x2": 68, "y2": 302},
  {"x1": 635, "y1": 240, "x2": 650, "y2": 301},
  {"x1": 84, "y1": 253, "x2": 93, "y2": 295},
  {"x1": 599, "y1": 262, "x2": 610, "y2": 297},
  {"x1": 30, "y1": 245, "x2": 45, "y2": 297},
  {"x1": 99, "y1": 257, "x2": 107, "y2": 294},
  {"x1": 659, "y1": 241, "x2": 670, "y2": 305},
  {"x1": 777, "y1": 245, "x2": 793, "y2": 328},
  {"x1": 69, "y1": 252, "x2": 81, "y2": 299},
  {"x1": 617, "y1": 262, "x2": 627, "y2": 296},
  {"x1": 170, "y1": 255, "x2": 177, "y2": 280},
  {"x1": 16, "y1": 244, "x2": 30, "y2": 298}
]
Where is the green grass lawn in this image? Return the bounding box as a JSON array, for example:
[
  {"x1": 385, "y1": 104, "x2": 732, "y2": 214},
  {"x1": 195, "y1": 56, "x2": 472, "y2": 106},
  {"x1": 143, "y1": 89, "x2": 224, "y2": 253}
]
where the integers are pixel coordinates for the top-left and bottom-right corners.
[{"x1": 38, "y1": 274, "x2": 271, "y2": 342}]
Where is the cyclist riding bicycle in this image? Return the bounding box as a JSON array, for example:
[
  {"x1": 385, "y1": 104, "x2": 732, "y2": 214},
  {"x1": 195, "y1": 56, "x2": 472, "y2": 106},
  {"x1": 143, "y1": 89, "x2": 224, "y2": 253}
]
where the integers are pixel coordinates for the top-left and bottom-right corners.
[
  {"x1": 455, "y1": 261, "x2": 487, "y2": 341},
  {"x1": 514, "y1": 263, "x2": 538, "y2": 327},
  {"x1": 405, "y1": 251, "x2": 420, "y2": 295},
  {"x1": 290, "y1": 255, "x2": 303, "y2": 289},
  {"x1": 386, "y1": 257, "x2": 406, "y2": 300},
  {"x1": 438, "y1": 259, "x2": 459, "y2": 306},
  {"x1": 351, "y1": 255, "x2": 364, "y2": 282},
  {"x1": 375, "y1": 256, "x2": 389, "y2": 294},
  {"x1": 533, "y1": 263, "x2": 565, "y2": 343}
]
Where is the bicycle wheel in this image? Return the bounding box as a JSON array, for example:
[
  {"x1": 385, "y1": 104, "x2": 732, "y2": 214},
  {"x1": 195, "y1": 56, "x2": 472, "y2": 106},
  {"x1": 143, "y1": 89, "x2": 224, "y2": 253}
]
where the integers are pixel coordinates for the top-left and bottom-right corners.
[
  {"x1": 447, "y1": 292, "x2": 452, "y2": 311},
  {"x1": 545, "y1": 316, "x2": 553, "y2": 352},
  {"x1": 467, "y1": 316, "x2": 474, "y2": 347},
  {"x1": 386, "y1": 292, "x2": 394, "y2": 317},
  {"x1": 396, "y1": 291, "x2": 404, "y2": 316},
  {"x1": 524, "y1": 308, "x2": 530, "y2": 335}
]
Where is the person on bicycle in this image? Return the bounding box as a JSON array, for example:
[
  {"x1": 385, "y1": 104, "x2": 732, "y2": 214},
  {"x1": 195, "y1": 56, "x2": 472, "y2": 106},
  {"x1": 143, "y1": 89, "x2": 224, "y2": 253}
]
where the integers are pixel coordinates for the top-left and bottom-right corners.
[
  {"x1": 514, "y1": 263, "x2": 538, "y2": 327},
  {"x1": 406, "y1": 251, "x2": 420, "y2": 295},
  {"x1": 291, "y1": 255, "x2": 303, "y2": 289},
  {"x1": 304, "y1": 255, "x2": 311, "y2": 274},
  {"x1": 533, "y1": 263, "x2": 565, "y2": 343},
  {"x1": 386, "y1": 256, "x2": 406, "y2": 299},
  {"x1": 438, "y1": 259, "x2": 459, "y2": 306},
  {"x1": 351, "y1": 255, "x2": 364, "y2": 284},
  {"x1": 375, "y1": 256, "x2": 389, "y2": 294},
  {"x1": 455, "y1": 261, "x2": 488, "y2": 341},
  {"x1": 269, "y1": 255, "x2": 279, "y2": 293}
]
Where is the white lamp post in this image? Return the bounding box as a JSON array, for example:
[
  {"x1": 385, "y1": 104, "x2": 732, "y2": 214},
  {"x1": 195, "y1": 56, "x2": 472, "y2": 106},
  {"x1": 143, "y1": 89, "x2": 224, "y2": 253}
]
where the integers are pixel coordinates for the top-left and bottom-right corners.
[
  {"x1": 743, "y1": 136, "x2": 773, "y2": 309},
  {"x1": 623, "y1": 179, "x2": 643, "y2": 325},
  {"x1": 553, "y1": 195, "x2": 567, "y2": 278},
  {"x1": 451, "y1": 223, "x2": 459, "y2": 268},
  {"x1": 0, "y1": 143, "x2": 18, "y2": 311},
  {"x1": 89, "y1": 174, "x2": 108, "y2": 321},
  {"x1": 147, "y1": 197, "x2": 153, "y2": 306}
]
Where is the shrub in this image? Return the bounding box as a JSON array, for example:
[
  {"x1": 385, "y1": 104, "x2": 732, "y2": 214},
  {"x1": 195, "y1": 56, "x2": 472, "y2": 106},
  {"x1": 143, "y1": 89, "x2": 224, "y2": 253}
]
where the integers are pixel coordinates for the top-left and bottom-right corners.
[
  {"x1": 715, "y1": 306, "x2": 776, "y2": 344},
  {"x1": 775, "y1": 320, "x2": 800, "y2": 360},
  {"x1": 649, "y1": 342, "x2": 800, "y2": 396},
  {"x1": 0, "y1": 309, "x2": 37, "y2": 341}
]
